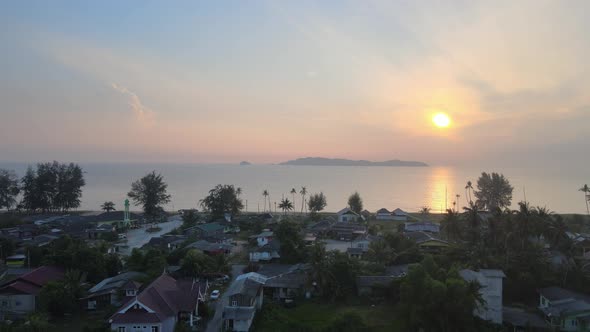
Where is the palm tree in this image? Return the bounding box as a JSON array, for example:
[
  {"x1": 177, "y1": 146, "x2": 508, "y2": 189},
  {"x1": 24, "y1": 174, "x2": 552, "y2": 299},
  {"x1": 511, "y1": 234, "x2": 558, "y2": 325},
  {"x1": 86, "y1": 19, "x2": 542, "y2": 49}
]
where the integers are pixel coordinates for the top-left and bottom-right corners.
[
  {"x1": 419, "y1": 206, "x2": 431, "y2": 216},
  {"x1": 262, "y1": 190, "x2": 269, "y2": 212},
  {"x1": 300, "y1": 187, "x2": 308, "y2": 213},
  {"x1": 465, "y1": 181, "x2": 473, "y2": 204},
  {"x1": 279, "y1": 198, "x2": 294, "y2": 215},
  {"x1": 290, "y1": 188, "x2": 297, "y2": 210},
  {"x1": 579, "y1": 184, "x2": 590, "y2": 215},
  {"x1": 101, "y1": 201, "x2": 116, "y2": 213},
  {"x1": 236, "y1": 187, "x2": 242, "y2": 198},
  {"x1": 456, "y1": 194, "x2": 460, "y2": 211}
]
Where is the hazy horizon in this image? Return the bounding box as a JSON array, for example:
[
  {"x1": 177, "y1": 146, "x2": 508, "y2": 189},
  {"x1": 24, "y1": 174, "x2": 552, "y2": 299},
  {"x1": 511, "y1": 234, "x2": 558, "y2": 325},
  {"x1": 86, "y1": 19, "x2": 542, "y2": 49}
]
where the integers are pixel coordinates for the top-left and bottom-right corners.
[{"x1": 1, "y1": 1, "x2": 590, "y2": 168}]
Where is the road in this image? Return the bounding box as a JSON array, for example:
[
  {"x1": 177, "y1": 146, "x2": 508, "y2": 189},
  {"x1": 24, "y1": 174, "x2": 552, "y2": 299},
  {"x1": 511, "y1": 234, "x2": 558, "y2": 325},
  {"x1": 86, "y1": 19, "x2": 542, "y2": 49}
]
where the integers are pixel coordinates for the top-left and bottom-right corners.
[
  {"x1": 118, "y1": 215, "x2": 182, "y2": 255},
  {"x1": 205, "y1": 264, "x2": 246, "y2": 332}
]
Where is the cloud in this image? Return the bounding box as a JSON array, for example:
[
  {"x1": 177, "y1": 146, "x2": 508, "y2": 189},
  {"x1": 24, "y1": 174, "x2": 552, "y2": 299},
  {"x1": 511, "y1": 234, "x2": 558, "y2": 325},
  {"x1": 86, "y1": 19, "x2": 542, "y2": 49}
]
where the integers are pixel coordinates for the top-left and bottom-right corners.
[{"x1": 110, "y1": 83, "x2": 155, "y2": 127}]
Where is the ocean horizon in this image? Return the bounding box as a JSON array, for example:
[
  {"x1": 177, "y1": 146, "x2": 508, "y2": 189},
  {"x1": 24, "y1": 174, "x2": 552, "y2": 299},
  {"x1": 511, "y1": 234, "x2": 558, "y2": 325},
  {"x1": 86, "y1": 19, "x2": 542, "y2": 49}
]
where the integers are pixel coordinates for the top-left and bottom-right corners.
[{"x1": 0, "y1": 162, "x2": 588, "y2": 214}]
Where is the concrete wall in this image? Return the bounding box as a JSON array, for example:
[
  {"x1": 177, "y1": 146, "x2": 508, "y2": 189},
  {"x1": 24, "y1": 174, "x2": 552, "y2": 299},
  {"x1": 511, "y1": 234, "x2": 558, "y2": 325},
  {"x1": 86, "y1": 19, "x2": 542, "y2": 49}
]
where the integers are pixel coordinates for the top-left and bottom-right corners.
[
  {"x1": 111, "y1": 318, "x2": 173, "y2": 332},
  {"x1": 0, "y1": 294, "x2": 36, "y2": 315}
]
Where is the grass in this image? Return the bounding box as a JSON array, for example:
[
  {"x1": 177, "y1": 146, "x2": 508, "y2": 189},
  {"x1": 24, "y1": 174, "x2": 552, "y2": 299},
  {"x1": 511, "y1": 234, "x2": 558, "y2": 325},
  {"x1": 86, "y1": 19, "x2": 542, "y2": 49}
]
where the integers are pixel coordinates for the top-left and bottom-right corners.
[{"x1": 253, "y1": 301, "x2": 400, "y2": 332}]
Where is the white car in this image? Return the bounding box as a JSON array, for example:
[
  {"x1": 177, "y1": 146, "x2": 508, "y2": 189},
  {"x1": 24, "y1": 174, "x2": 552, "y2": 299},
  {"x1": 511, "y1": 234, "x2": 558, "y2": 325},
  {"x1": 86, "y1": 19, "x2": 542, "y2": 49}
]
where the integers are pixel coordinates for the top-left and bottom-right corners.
[{"x1": 210, "y1": 290, "x2": 221, "y2": 300}]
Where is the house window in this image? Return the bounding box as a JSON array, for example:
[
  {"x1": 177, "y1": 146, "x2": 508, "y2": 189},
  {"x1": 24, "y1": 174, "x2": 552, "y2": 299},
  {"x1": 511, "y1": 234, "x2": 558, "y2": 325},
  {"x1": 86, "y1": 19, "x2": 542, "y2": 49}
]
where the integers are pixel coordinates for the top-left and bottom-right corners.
[
  {"x1": 232, "y1": 300, "x2": 238, "y2": 306},
  {"x1": 118, "y1": 327, "x2": 126, "y2": 332},
  {"x1": 151, "y1": 327, "x2": 159, "y2": 332},
  {"x1": 573, "y1": 319, "x2": 578, "y2": 327},
  {"x1": 126, "y1": 289, "x2": 137, "y2": 296}
]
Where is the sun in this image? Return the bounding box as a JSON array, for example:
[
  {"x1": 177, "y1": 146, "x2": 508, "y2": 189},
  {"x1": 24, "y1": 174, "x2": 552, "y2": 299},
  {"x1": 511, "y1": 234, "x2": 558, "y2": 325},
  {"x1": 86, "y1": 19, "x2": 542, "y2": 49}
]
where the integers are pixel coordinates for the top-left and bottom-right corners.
[{"x1": 432, "y1": 113, "x2": 451, "y2": 128}]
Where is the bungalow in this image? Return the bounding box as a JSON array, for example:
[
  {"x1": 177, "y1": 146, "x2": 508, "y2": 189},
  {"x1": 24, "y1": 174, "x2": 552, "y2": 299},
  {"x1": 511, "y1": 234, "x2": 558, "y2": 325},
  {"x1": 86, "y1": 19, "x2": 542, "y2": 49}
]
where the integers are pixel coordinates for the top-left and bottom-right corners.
[
  {"x1": 87, "y1": 223, "x2": 117, "y2": 239},
  {"x1": 82, "y1": 271, "x2": 146, "y2": 310},
  {"x1": 538, "y1": 287, "x2": 590, "y2": 331},
  {"x1": 361, "y1": 210, "x2": 372, "y2": 220},
  {"x1": 391, "y1": 208, "x2": 408, "y2": 221},
  {"x1": 306, "y1": 219, "x2": 333, "y2": 237},
  {"x1": 330, "y1": 223, "x2": 367, "y2": 241},
  {"x1": 346, "y1": 234, "x2": 382, "y2": 259},
  {"x1": 186, "y1": 222, "x2": 228, "y2": 238},
  {"x1": 375, "y1": 208, "x2": 393, "y2": 221},
  {"x1": 144, "y1": 235, "x2": 187, "y2": 251},
  {"x1": 257, "y1": 264, "x2": 308, "y2": 300},
  {"x1": 249, "y1": 231, "x2": 274, "y2": 247},
  {"x1": 404, "y1": 221, "x2": 440, "y2": 233},
  {"x1": 459, "y1": 269, "x2": 505, "y2": 324},
  {"x1": 223, "y1": 274, "x2": 265, "y2": 332},
  {"x1": 186, "y1": 240, "x2": 233, "y2": 255},
  {"x1": 337, "y1": 208, "x2": 361, "y2": 223},
  {"x1": 404, "y1": 231, "x2": 449, "y2": 251},
  {"x1": 249, "y1": 240, "x2": 281, "y2": 262},
  {"x1": 0, "y1": 266, "x2": 64, "y2": 319},
  {"x1": 109, "y1": 274, "x2": 206, "y2": 332}
]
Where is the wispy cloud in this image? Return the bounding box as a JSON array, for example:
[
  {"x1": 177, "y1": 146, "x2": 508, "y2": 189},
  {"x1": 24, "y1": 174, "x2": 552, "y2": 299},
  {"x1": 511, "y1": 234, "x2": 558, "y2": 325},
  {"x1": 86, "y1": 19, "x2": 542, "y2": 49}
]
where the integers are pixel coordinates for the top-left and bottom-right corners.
[{"x1": 110, "y1": 83, "x2": 155, "y2": 127}]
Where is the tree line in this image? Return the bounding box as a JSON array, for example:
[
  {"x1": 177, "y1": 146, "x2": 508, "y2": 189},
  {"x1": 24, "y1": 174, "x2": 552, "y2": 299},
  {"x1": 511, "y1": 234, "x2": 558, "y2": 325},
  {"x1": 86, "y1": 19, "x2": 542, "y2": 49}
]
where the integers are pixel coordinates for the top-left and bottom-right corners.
[{"x1": 0, "y1": 162, "x2": 85, "y2": 212}]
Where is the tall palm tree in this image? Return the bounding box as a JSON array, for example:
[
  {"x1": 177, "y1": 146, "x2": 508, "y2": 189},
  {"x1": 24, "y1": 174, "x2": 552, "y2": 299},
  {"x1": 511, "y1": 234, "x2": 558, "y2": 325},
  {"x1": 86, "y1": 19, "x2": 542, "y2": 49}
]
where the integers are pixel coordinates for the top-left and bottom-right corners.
[
  {"x1": 290, "y1": 188, "x2": 297, "y2": 210},
  {"x1": 579, "y1": 184, "x2": 590, "y2": 215},
  {"x1": 236, "y1": 187, "x2": 242, "y2": 198},
  {"x1": 262, "y1": 190, "x2": 269, "y2": 212},
  {"x1": 465, "y1": 181, "x2": 473, "y2": 204},
  {"x1": 279, "y1": 198, "x2": 294, "y2": 215},
  {"x1": 300, "y1": 187, "x2": 308, "y2": 213},
  {"x1": 456, "y1": 194, "x2": 460, "y2": 211}
]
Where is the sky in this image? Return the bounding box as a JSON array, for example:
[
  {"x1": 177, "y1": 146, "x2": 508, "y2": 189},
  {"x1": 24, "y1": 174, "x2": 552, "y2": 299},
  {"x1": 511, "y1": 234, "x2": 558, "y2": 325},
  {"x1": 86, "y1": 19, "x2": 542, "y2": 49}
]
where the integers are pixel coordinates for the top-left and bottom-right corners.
[{"x1": 1, "y1": 0, "x2": 589, "y2": 166}]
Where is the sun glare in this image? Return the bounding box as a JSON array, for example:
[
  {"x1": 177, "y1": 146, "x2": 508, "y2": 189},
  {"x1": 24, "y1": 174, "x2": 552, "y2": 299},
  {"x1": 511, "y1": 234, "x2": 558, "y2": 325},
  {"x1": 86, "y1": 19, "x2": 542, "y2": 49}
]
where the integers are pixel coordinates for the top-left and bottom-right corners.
[{"x1": 433, "y1": 113, "x2": 451, "y2": 128}]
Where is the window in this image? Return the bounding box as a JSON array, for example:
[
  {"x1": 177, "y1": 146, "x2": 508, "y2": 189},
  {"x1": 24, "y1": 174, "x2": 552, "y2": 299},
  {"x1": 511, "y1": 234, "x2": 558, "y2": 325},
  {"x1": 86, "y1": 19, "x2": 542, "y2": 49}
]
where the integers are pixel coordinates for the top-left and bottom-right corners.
[
  {"x1": 126, "y1": 289, "x2": 137, "y2": 296},
  {"x1": 232, "y1": 300, "x2": 238, "y2": 306},
  {"x1": 118, "y1": 327, "x2": 126, "y2": 332},
  {"x1": 573, "y1": 320, "x2": 578, "y2": 327},
  {"x1": 151, "y1": 327, "x2": 159, "y2": 332}
]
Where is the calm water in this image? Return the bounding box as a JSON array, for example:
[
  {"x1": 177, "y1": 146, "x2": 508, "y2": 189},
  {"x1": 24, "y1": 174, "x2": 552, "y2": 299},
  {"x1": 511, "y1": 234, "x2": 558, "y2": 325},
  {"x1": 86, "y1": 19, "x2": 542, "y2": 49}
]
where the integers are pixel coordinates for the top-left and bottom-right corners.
[{"x1": 1, "y1": 163, "x2": 588, "y2": 214}]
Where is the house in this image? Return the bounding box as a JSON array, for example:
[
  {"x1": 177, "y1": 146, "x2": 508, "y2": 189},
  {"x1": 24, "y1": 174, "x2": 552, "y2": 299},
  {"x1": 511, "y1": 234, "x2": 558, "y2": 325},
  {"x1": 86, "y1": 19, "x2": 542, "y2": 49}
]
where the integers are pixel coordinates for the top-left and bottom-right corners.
[
  {"x1": 459, "y1": 269, "x2": 505, "y2": 324},
  {"x1": 144, "y1": 235, "x2": 187, "y2": 251},
  {"x1": 186, "y1": 240, "x2": 233, "y2": 255},
  {"x1": 257, "y1": 264, "x2": 308, "y2": 300},
  {"x1": 346, "y1": 234, "x2": 382, "y2": 259},
  {"x1": 223, "y1": 273, "x2": 265, "y2": 332},
  {"x1": 391, "y1": 208, "x2": 408, "y2": 221},
  {"x1": 330, "y1": 223, "x2": 367, "y2": 241},
  {"x1": 109, "y1": 274, "x2": 206, "y2": 332},
  {"x1": 23, "y1": 234, "x2": 59, "y2": 247},
  {"x1": 184, "y1": 222, "x2": 227, "y2": 238},
  {"x1": 82, "y1": 271, "x2": 146, "y2": 310},
  {"x1": 361, "y1": 210, "x2": 372, "y2": 220},
  {"x1": 356, "y1": 264, "x2": 409, "y2": 296},
  {"x1": 306, "y1": 219, "x2": 333, "y2": 237},
  {"x1": 404, "y1": 231, "x2": 449, "y2": 251},
  {"x1": 503, "y1": 306, "x2": 550, "y2": 331},
  {"x1": 249, "y1": 231, "x2": 274, "y2": 247},
  {"x1": 404, "y1": 221, "x2": 440, "y2": 233},
  {"x1": 87, "y1": 223, "x2": 117, "y2": 239},
  {"x1": 337, "y1": 208, "x2": 360, "y2": 223},
  {"x1": 249, "y1": 240, "x2": 281, "y2": 262},
  {"x1": 0, "y1": 266, "x2": 64, "y2": 319},
  {"x1": 538, "y1": 287, "x2": 590, "y2": 331},
  {"x1": 375, "y1": 208, "x2": 393, "y2": 221}
]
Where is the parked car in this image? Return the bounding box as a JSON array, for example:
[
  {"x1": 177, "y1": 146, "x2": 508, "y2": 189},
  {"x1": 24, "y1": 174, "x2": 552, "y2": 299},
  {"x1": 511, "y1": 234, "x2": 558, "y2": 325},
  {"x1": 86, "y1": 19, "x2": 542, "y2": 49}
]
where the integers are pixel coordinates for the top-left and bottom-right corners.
[
  {"x1": 283, "y1": 298, "x2": 296, "y2": 308},
  {"x1": 118, "y1": 233, "x2": 127, "y2": 240},
  {"x1": 210, "y1": 290, "x2": 221, "y2": 300}
]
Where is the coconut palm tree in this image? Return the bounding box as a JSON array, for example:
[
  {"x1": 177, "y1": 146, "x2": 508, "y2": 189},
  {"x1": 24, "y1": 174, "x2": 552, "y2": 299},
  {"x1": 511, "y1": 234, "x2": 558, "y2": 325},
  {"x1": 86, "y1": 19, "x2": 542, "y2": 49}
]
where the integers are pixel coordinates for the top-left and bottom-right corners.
[
  {"x1": 455, "y1": 194, "x2": 460, "y2": 211},
  {"x1": 579, "y1": 184, "x2": 590, "y2": 215},
  {"x1": 465, "y1": 181, "x2": 473, "y2": 204},
  {"x1": 300, "y1": 187, "x2": 308, "y2": 213},
  {"x1": 279, "y1": 198, "x2": 294, "y2": 215},
  {"x1": 419, "y1": 206, "x2": 431, "y2": 216},
  {"x1": 236, "y1": 187, "x2": 242, "y2": 198},
  {"x1": 290, "y1": 188, "x2": 297, "y2": 209},
  {"x1": 262, "y1": 190, "x2": 269, "y2": 212}
]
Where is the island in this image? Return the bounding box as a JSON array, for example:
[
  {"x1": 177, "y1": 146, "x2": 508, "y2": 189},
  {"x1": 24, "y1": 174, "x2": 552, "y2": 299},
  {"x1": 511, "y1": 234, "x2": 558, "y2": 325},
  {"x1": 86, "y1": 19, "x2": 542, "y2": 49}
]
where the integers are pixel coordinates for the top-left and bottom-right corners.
[
  {"x1": 239, "y1": 161, "x2": 252, "y2": 166},
  {"x1": 279, "y1": 157, "x2": 428, "y2": 167}
]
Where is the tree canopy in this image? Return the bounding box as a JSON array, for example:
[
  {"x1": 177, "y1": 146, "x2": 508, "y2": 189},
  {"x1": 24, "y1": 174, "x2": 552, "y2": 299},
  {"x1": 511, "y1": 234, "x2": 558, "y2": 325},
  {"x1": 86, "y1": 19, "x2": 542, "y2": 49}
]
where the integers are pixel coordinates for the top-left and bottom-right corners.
[
  {"x1": 0, "y1": 169, "x2": 20, "y2": 211},
  {"x1": 347, "y1": 191, "x2": 363, "y2": 215},
  {"x1": 128, "y1": 171, "x2": 171, "y2": 220},
  {"x1": 308, "y1": 192, "x2": 327, "y2": 214},
  {"x1": 474, "y1": 172, "x2": 513, "y2": 210},
  {"x1": 199, "y1": 184, "x2": 243, "y2": 219}
]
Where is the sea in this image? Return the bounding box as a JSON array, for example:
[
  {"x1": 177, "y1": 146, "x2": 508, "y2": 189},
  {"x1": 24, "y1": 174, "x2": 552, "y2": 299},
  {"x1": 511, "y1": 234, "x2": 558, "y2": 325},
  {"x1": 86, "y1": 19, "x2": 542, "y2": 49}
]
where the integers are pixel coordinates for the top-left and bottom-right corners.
[{"x1": 0, "y1": 162, "x2": 588, "y2": 214}]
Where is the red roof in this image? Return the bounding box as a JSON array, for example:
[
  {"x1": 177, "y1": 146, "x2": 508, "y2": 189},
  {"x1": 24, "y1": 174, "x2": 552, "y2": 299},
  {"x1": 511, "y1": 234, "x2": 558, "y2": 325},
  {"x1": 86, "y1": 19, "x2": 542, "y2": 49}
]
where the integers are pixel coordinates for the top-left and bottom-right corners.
[
  {"x1": 110, "y1": 275, "x2": 204, "y2": 324},
  {"x1": 0, "y1": 266, "x2": 64, "y2": 296},
  {"x1": 111, "y1": 311, "x2": 161, "y2": 324}
]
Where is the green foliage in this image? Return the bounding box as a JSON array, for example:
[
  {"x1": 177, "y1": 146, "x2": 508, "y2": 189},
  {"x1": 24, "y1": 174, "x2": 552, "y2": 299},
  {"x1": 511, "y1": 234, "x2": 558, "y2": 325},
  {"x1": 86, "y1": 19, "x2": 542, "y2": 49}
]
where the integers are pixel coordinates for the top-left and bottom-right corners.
[
  {"x1": 347, "y1": 192, "x2": 363, "y2": 215},
  {"x1": 397, "y1": 256, "x2": 483, "y2": 332},
  {"x1": 128, "y1": 171, "x2": 171, "y2": 220},
  {"x1": 125, "y1": 248, "x2": 168, "y2": 277},
  {"x1": 181, "y1": 249, "x2": 213, "y2": 277},
  {"x1": 274, "y1": 220, "x2": 306, "y2": 263},
  {"x1": 39, "y1": 270, "x2": 84, "y2": 318},
  {"x1": 20, "y1": 162, "x2": 85, "y2": 212},
  {"x1": 0, "y1": 169, "x2": 20, "y2": 210},
  {"x1": 199, "y1": 184, "x2": 243, "y2": 219},
  {"x1": 308, "y1": 192, "x2": 327, "y2": 214},
  {"x1": 474, "y1": 172, "x2": 513, "y2": 210},
  {"x1": 278, "y1": 198, "x2": 294, "y2": 214},
  {"x1": 180, "y1": 210, "x2": 200, "y2": 230},
  {"x1": 325, "y1": 312, "x2": 367, "y2": 332}
]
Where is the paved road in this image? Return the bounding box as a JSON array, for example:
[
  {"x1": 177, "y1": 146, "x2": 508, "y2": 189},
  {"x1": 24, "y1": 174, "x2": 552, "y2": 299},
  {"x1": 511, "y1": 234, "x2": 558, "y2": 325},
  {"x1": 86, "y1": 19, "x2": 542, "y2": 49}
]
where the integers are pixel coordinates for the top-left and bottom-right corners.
[
  {"x1": 118, "y1": 215, "x2": 182, "y2": 255},
  {"x1": 205, "y1": 264, "x2": 246, "y2": 332}
]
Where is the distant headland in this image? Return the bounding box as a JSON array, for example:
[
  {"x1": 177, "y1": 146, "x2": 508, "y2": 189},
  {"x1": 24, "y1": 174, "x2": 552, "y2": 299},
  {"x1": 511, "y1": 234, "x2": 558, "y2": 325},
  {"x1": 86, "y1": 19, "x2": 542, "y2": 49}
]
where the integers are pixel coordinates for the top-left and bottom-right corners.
[
  {"x1": 279, "y1": 157, "x2": 428, "y2": 167},
  {"x1": 239, "y1": 161, "x2": 252, "y2": 166}
]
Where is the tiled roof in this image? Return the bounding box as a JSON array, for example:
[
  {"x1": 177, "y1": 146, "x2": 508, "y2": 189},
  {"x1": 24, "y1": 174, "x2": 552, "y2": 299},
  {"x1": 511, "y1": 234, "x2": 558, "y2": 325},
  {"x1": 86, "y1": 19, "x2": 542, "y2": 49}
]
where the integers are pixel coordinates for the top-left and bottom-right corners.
[
  {"x1": 539, "y1": 287, "x2": 590, "y2": 302},
  {"x1": 110, "y1": 312, "x2": 161, "y2": 324},
  {"x1": 376, "y1": 208, "x2": 390, "y2": 214},
  {"x1": 88, "y1": 271, "x2": 146, "y2": 294},
  {"x1": 0, "y1": 266, "x2": 64, "y2": 296}
]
